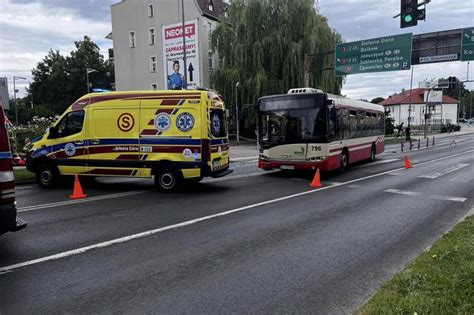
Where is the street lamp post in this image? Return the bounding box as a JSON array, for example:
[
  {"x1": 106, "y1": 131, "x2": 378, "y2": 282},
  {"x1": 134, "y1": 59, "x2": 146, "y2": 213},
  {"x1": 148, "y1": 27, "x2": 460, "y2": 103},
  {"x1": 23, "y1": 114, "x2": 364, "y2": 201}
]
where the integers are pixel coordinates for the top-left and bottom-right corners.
[
  {"x1": 13, "y1": 76, "x2": 27, "y2": 125},
  {"x1": 86, "y1": 68, "x2": 97, "y2": 93},
  {"x1": 235, "y1": 82, "x2": 240, "y2": 145}
]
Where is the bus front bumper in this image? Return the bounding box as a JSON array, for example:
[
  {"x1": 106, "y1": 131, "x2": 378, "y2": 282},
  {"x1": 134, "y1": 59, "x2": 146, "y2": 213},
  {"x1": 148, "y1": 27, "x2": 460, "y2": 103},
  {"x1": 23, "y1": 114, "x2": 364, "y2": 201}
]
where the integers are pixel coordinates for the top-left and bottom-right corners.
[{"x1": 258, "y1": 159, "x2": 331, "y2": 171}]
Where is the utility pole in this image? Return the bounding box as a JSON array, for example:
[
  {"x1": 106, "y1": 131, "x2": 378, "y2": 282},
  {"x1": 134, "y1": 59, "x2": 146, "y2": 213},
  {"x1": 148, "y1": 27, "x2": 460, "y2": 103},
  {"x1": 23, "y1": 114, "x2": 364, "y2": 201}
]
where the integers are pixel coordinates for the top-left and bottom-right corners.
[
  {"x1": 181, "y1": 0, "x2": 188, "y2": 89},
  {"x1": 13, "y1": 76, "x2": 27, "y2": 125},
  {"x1": 235, "y1": 82, "x2": 240, "y2": 145}
]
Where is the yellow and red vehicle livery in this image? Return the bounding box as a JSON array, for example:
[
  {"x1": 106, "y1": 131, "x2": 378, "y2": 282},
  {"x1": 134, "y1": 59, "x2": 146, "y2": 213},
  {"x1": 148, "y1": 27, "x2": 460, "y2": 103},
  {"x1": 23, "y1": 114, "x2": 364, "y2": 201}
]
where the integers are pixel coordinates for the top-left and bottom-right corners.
[{"x1": 27, "y1": 90, "x2": 232, "y2": 190}]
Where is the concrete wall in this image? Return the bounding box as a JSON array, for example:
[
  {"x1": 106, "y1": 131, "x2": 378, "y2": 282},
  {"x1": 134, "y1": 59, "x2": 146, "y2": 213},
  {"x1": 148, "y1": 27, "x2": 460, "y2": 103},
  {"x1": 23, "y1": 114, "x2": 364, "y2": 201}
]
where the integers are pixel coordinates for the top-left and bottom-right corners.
[
  {"x1": 112, "y1": 0, "x2": 217, "y2": 91},
  {"x1": 386, "y1": 103, "x2": 458, "y2": 126}
]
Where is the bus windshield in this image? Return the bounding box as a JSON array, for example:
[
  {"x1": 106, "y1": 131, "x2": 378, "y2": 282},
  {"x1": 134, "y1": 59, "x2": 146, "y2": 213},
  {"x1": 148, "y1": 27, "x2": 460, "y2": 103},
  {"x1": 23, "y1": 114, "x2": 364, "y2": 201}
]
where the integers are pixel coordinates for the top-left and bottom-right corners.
[{"x1": 258, "y1": 94, "x2": 328, "y2": 148}]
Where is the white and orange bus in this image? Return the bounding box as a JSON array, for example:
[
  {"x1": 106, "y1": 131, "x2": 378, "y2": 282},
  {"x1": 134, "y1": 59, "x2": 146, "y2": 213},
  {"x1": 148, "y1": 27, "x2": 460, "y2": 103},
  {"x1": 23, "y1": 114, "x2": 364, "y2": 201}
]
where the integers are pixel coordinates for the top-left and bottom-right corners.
[{"x1": 257, "y1": 88, "x2": 385, "y2": 172}]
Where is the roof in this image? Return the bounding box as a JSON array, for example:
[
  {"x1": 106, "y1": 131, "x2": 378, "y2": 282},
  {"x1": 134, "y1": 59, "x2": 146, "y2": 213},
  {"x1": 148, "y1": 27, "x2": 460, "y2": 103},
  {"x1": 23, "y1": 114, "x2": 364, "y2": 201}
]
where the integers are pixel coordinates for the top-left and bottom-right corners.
[
  {"x1": 195, "y1": 0, "x2": 228, "y2": 21},
  {"x1": 380, "y1": 88, "x2": 459, "y2": 106}
]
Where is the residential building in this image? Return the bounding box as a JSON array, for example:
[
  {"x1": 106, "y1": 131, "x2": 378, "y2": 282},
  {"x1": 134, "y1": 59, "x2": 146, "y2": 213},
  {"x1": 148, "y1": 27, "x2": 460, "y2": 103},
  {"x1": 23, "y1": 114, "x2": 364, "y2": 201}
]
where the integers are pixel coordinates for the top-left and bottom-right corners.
[
  {"x1": 110, "y1": 0, "x2": 227, "y2": 91},
  {"x1": 0, "y1": 78, "x2": 9, "y2": 111},
  {"x1": 380, "y1": 88, "x2": 459, "y2": 126}
]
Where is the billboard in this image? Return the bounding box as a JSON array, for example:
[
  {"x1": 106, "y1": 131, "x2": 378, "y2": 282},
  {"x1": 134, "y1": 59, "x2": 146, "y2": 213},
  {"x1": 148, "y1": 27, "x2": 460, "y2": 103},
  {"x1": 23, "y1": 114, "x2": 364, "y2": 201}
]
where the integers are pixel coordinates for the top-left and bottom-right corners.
[{"x1": 162, "y1": 19, "x2": 201, "y2": 90}]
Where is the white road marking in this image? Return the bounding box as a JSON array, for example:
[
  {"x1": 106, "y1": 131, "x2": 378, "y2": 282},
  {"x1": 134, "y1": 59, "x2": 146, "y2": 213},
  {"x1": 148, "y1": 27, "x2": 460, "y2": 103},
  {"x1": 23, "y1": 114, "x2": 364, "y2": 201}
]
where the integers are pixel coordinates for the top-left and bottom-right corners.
[
  {"x1": 356, "y1": 158, "x2": 399, "y2": 168},
  {"x1": 419, "y1": 163, "x2": 470, "y2": 179},
  {"x1": 18, "y1": 191, "x2": 147, "y2": 213},
  {"x1": 384, "y1": 189, "x2": 466, "y2": 203},
  {"x1": 1, "y1": 149, "x2": 473, "y2": 274}
]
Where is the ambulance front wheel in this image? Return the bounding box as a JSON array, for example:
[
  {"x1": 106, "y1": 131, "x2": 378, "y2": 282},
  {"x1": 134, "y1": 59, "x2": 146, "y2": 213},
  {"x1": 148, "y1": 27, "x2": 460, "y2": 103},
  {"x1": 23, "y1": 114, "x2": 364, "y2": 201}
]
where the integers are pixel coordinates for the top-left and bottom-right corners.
[
  {"x1": 154, "y1": 169, "x2": 182, "y2": 192},
  {"x1": 37, "y1": 164, "x2": 59, "y2": 188}
]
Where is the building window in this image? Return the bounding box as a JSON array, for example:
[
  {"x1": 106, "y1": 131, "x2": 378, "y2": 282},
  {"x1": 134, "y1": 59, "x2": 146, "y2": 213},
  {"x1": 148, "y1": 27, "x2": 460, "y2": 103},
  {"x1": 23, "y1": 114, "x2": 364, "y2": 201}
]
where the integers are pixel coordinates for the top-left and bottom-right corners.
[
  {"x1": 149, "y1": 28, "x2": 155, "y2": 45},
  {"x1": 208, "y1": 51, "x2": 214, "y2": 69},
  {"x1": 148, "y1": 4, "x2": 154, "y2": 17},
  {"x1": 150, "y1": 56, "x2": 157, "y2": 72},
  {"x1": 208, "y1": 22, "x2": 213, "y2": 39},
  {"x1": 208, "y1": 1, "x2": 214, "y2": 11},
  {"x1": 129, "y1": 31, "x2": 136, "y2": 48},
  {"x1": 151, "y1": 83, "x2": 158, "y2": 90}
]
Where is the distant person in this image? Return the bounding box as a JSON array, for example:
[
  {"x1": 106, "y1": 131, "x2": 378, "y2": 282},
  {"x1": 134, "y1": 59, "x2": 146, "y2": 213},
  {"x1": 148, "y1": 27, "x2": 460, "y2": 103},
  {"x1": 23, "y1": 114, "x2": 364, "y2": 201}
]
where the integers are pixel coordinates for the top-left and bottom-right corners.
[
  {"x1": 397, "y1": 122, "x2": 404, "y2": 137},
  {"x1": 405, "y1": 126, "x2": 411, "y2": 144},
  {"x1": 167, "y1": 60, "x2": 186, "y2": 90}
]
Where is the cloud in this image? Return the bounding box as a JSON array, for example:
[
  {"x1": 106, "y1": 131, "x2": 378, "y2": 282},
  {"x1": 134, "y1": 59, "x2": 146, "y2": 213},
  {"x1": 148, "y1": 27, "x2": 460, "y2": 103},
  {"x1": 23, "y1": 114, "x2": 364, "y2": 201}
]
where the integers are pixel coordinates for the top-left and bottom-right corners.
[
  {"x1": 319, "y1": 0, "x2": 474, "y2": 100},
  {"x1": 0, "y1": 0, "x2": 115, "y2": 97}
]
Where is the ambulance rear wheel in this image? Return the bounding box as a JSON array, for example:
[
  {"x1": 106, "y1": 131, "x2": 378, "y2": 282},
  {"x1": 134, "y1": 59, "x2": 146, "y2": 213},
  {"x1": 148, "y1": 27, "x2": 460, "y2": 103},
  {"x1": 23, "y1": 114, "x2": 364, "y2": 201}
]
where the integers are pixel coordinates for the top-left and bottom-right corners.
[
  {"x1": 155, "y1": 169, "x2": 182, "y2": 192},
  {"x1": 37, "y1": 164, "x2": 59, "y2": 188}
]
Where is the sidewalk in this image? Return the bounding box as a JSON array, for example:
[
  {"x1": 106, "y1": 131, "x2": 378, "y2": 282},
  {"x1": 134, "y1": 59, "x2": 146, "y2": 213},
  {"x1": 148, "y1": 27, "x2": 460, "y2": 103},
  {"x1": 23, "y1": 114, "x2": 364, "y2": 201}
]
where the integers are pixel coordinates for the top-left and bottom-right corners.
[{"x1": 229, "y1": 145, "x2": 258, "y2": 161}]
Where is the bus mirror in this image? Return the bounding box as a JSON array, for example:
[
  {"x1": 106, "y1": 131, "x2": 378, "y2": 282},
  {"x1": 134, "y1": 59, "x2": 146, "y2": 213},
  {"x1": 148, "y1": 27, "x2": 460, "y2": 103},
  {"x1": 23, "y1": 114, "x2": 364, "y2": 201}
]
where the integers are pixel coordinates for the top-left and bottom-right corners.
[{"x1": 330, "y1": 107, "x2": 337, "y2": 121}]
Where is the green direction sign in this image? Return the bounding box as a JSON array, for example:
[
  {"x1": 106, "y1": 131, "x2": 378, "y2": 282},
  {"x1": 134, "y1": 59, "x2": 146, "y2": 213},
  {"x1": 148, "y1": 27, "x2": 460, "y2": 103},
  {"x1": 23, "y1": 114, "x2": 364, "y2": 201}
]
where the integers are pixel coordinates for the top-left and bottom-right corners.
[
  {"x1": 461, "y1": 27, "x2": 474, "y2": 61},
  {"x1": 335, "y1": 33, "x2": 412, "y2": 76}
]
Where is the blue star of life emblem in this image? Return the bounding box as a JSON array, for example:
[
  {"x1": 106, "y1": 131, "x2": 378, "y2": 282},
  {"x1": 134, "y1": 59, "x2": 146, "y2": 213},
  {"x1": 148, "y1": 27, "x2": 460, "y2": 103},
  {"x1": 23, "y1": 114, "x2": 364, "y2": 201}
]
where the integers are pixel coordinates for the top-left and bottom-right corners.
[
  {"x1": 64, "y1": 143, "x2": 76, "y2": 157},
  {"x1": 155, "y1": 113, "x2": 171, "y2": 132},
  {"x1": 212, "y1": 113, "x2": 221, "y2": 135},
  {"x1": 176, "y1": 112, "x2": 194, "y2": 132}
]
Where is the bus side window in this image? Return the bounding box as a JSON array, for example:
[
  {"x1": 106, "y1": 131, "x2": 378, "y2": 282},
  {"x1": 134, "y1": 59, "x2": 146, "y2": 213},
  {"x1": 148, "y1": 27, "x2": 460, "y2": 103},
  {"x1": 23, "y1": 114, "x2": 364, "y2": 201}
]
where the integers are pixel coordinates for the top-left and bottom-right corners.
[{"x1": 349, "y1": 110, "x2": 357, "y2": 139}]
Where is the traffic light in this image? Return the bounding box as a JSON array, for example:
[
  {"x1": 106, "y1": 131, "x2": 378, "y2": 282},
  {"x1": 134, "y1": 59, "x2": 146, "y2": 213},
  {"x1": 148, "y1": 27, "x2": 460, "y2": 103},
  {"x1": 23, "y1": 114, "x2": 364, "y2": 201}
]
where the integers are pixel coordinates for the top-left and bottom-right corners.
[
  {"x1": 448, "y1": 76, "x2": 457, "y2": 91},
  {"x1": 400, "y1": 0, "x2": 418, "y2": 28}
]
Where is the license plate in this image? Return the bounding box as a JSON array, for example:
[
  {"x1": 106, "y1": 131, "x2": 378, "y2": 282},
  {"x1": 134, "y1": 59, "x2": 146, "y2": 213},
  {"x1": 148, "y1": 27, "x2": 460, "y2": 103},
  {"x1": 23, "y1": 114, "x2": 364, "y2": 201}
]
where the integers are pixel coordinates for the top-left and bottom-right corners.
[
  {"x1": 280, "y1": 165, "x2": 295, "y2": 170},
  {"x1": 212, "y1": 159, "x2": 221, "y2": 168}
]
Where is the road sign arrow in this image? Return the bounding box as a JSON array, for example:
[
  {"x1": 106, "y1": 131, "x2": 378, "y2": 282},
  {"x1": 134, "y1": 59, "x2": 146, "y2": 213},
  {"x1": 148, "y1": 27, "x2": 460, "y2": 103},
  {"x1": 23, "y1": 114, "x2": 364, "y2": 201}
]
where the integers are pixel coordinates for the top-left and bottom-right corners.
[{"x1": 188, "y1": 63, "x2": 195, "y2": 82}]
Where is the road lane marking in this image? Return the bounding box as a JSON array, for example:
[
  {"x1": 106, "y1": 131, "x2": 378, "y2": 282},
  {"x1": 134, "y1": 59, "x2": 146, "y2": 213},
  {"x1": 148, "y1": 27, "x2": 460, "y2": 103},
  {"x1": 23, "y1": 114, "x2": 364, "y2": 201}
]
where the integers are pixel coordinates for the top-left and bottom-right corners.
[
  {"x1": 419, "y1": 163, "x2": 470, "y2": 179},
  {"x1": 1, "y1": 149, "x2": 473, "y2": 274},
  {"x1": 356, "y1": 158, "x2": 399, "y2": 168},
  {"x1": 384, "y1": 189, "x2": 467, "y2": 203},
  {"x1": 18, "y1": 191, "x2": 147, "y2": 213}
]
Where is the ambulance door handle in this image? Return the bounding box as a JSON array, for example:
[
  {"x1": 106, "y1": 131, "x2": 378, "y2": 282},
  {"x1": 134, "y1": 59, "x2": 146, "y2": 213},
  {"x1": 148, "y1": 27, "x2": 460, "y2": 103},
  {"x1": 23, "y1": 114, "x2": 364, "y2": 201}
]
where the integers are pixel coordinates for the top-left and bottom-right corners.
[
  {"x1": 91, "y1": 140, "x2": 100, "y2": 145},
  {"x1": 74, "y1": 140, "x2": 84, "y2": 145}
]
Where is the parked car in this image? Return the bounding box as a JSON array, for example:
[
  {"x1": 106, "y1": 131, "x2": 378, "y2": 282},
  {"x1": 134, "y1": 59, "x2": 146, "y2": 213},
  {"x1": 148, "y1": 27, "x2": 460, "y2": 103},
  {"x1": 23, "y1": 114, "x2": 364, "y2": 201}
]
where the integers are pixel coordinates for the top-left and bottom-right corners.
[{"x1": 0, "y1": 99, "x2": 27, "y2": 235}]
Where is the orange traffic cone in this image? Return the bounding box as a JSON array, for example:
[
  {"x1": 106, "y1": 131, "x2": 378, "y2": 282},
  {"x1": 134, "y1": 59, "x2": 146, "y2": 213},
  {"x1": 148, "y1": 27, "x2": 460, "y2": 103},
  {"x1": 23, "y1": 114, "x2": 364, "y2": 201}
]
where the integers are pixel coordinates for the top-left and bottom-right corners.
[
  {"x1": 70, "y1": 174, "x2": 87, "y2": 199},
  {"x1": 310, "y1": 169, "x2": 322, "y2": 188},
  {"x1": 404, "y1": 155, "x2": 413, "y2": 169}
]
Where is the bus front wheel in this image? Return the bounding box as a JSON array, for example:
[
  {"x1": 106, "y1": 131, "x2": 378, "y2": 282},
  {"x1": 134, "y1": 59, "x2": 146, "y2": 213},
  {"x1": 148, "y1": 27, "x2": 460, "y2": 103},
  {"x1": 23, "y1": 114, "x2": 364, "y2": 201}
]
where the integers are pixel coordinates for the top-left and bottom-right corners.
[{"x1": 340, "y1": 150, "x2": 349, "y2": 172}]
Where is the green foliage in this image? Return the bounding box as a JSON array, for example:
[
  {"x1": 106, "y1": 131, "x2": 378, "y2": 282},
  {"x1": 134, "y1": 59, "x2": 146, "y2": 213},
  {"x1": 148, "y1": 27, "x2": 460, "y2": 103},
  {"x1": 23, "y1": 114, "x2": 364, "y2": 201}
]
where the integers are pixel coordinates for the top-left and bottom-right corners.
[
  {"x1": 211, "y1": 0, "x2": 343, "y2": 106},
  {"x1": 28, "y1": 36, "x2": 114, "y2": 115},
  {"x1": 359, "y1": 216, "x2": 474, "y2": 314},
  {"x1": 370, "y1": 97, "x2": 385, "y2": 104}
]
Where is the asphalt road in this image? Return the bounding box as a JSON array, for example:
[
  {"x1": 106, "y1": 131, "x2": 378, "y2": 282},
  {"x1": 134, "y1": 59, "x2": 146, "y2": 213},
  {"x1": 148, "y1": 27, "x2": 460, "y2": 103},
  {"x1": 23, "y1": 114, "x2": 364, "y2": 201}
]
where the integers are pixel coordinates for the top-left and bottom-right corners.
[{"x1": 1, "y1": 133, "x2": 473, "y2": 314}]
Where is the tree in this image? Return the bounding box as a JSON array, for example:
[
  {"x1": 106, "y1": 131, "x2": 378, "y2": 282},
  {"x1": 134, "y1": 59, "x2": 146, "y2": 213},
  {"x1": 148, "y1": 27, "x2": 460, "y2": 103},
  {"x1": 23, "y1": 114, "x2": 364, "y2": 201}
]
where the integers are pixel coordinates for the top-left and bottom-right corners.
[
  {"x1": 371, "y1": 97, "x2": 385, "y2": 104},
  {"x1": 385, "y1": 109, "x2": 395, "y2": 136},
  {"x1": 211, "y1": 0, "x2": 343, "y2": 108},
  {"x1": 28, "y1": 36, "x2": 114, "y2": 115}
]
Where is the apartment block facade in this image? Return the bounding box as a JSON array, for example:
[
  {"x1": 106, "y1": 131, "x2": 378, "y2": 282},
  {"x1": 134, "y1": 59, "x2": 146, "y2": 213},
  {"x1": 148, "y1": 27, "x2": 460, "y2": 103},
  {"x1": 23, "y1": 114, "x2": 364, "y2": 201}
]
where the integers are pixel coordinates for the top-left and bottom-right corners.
[{"x1": 111, "y1": 0, "x2": 227, "y2": 91}]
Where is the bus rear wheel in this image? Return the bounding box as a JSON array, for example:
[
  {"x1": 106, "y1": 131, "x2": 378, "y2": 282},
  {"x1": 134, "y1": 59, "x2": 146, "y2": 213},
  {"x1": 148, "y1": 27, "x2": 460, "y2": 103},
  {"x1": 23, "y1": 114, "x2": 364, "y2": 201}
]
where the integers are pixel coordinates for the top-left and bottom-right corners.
[
  {"x1": 370, "y1": 144, "x2": 376, "y2": 162},
  {"x1": 340, "y1": 149, "x2": 349, "y2": 172}
]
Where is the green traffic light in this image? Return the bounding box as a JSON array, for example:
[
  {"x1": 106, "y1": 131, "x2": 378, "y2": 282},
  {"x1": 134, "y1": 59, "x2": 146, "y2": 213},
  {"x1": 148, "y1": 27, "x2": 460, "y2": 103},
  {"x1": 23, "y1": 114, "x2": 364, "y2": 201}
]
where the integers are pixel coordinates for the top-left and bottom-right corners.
[{"x1": 404, "y1": 15, "x2": 413, "y2": 23}]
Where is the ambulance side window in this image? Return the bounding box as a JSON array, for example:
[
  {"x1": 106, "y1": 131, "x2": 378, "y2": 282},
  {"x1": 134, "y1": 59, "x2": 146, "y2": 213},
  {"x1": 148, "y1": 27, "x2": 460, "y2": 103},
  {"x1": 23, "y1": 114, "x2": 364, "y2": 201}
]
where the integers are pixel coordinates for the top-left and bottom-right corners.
[{"x1": 54, "y1": 111, "x2": 85, "y2": 138}]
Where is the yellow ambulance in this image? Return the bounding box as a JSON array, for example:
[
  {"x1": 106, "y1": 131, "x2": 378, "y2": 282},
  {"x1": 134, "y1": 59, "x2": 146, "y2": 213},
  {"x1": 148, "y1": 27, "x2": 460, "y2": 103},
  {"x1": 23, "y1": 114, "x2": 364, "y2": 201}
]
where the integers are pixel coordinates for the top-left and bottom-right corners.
[{"x1": 26, "y1": 90, "x2": 232, "y2": 191}]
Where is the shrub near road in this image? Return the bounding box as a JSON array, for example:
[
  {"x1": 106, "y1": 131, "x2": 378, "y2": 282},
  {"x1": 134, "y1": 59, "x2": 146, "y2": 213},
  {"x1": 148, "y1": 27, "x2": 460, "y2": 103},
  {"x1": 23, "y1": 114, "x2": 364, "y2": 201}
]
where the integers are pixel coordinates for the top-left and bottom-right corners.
[{"x1": 359, "y1": 216, "x2": 474, "y2": 314}]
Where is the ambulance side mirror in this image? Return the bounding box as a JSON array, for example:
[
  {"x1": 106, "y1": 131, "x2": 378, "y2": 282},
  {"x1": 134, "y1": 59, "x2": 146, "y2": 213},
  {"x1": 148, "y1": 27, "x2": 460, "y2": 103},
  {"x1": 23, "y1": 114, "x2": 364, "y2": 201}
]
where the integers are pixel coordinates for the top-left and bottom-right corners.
[{"x1": 48, "y1": 126, "x2": 58, "y2": 139}]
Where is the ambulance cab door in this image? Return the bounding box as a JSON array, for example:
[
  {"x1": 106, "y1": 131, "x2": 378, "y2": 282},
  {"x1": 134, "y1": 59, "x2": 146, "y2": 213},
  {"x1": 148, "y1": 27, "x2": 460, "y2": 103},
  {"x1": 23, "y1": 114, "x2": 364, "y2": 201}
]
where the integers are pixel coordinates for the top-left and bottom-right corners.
[
  {"x1": 86, "y1": 102, "x2": 141, "y2": 177},
  {"x1": 49, "y1": 110, "x2": 87, "y2": 175}
]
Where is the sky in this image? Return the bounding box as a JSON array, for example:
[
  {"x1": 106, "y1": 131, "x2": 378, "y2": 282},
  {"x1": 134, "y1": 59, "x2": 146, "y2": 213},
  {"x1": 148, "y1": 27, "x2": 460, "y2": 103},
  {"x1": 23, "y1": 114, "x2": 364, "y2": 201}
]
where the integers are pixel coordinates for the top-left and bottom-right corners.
[{"x1": 0, "y1": 0, "x2": 473, "y2": 101}]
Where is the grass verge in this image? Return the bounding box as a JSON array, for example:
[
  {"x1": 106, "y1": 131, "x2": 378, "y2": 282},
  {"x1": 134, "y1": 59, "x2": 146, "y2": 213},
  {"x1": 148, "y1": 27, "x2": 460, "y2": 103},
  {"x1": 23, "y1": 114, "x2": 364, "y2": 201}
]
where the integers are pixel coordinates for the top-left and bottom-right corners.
[
  {"x1": 14, "y1": 168, "x2": 36, "y2": 182},
  {"x1": 358, "y1": 215, "x2": 474, "y2": 314}
]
